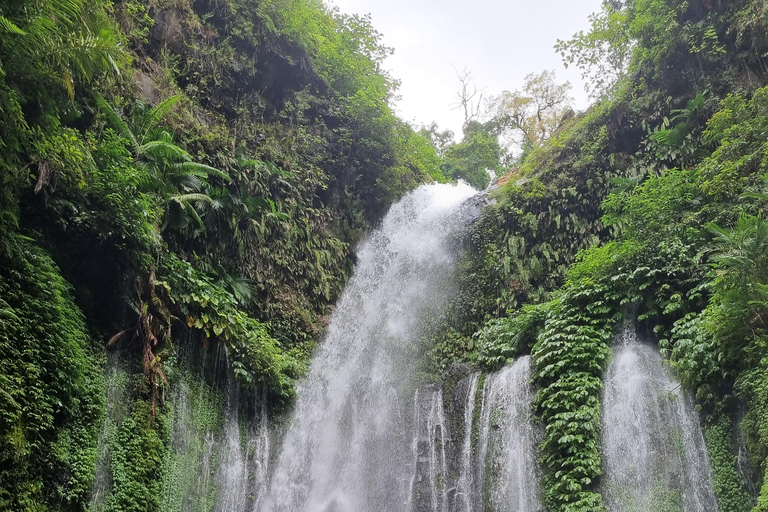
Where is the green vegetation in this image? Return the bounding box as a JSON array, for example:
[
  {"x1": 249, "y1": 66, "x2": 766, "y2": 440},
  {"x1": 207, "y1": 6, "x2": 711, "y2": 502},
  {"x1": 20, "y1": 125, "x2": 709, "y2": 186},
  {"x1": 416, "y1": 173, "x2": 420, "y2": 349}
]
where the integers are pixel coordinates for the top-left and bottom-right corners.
[
  {"x1": 0, "y1": 0, "x2": 444, "y2": 507},
  {"x1": 439, "y1": 1, "x2": 768, "y2": 510},
  {"x1": 6, "y1": 0, "x2": 768, "y2": 509},
  {"x1": 440, "y1": 121, "x2": 501, "y2": 190},
  {"x1": 0, "y1": 239, "x2": 103, "y2": 510}
]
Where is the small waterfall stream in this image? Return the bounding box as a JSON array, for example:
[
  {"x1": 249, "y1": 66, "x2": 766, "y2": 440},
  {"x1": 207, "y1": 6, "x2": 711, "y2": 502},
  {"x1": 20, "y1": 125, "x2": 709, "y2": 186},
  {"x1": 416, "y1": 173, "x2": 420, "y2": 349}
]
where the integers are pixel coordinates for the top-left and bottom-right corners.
[
  {"x1": 475, "y1": 357, "x2": 541, "y2": 511},
  {"x1": 89, "y1": 343, "x2": 273, "y2": 512},
  {"x1": 408, "y1": 386, "x2": 450, "y2": 512},
  {"x1": 455, "y1": 373, "x2": 479, "y2": 511},
  {"x1": 601, "y1": 329, "x2": 718, "y2": 512},
  {"x1": 452, "y1": 357, "x2": 541, "y2": 512}
]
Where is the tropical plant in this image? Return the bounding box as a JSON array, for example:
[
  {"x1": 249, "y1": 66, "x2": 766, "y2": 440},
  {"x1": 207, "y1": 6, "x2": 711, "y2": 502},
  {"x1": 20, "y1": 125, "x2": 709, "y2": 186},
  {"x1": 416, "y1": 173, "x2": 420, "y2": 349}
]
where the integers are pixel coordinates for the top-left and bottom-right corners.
[
  {"x1": 96, "y1": 94, "x2": 230, "y2": 233},
  {"x1": 0, "y1": 0, "x2": 121, "y2": 99}
]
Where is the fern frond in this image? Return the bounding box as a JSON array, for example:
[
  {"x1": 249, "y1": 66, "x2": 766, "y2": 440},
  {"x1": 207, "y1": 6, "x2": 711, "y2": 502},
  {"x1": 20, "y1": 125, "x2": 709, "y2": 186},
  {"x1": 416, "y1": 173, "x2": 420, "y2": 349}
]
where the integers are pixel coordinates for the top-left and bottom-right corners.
[
  {"x1": 170, "y1": 193, "x2": 214, "y2": 205},
  {"x1": 139, "y1": 139, "x2": 188, "y2": 161},
  {"x1": 169, "y1": 161, "x2": 231, "y2": 182},
  {"x1": 0, "y1": 15, "x2": 26, "y2": 35},
  {"x1": 148, "y1": 95, "x2": 182, "y2": 130},
  {"x1": 177, "y1": 173, "x2": 203, "y2": 192},
  {"x1": 183, "y1": 201, "x2": 206, "y2": 230},
  {"x1": 95, "y1": 93, "x2": 138, "y2": 150}
]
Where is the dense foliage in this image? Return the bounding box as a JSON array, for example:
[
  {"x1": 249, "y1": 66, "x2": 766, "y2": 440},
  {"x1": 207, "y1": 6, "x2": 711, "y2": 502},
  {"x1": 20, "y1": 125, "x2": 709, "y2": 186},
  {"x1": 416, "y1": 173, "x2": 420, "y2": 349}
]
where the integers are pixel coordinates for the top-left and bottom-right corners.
[
  {"x1": 7, "y1": 0, "x2": 768, "y2": 509},
  {"x1": 438, "y1": 1, "x2": 768, "y2": 510},
  {"x1": 0, "y1": 0, "x2": 443, "y2": 507},
  {"x1": 0, "y1": 239, "x2": 103, "y2": 510}
]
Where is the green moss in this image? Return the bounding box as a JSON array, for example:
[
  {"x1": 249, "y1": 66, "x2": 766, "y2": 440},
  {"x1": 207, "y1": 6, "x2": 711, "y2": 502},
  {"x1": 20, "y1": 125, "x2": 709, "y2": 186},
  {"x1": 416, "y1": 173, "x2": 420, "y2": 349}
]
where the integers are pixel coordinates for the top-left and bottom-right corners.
[
  {"x1": 703, "y1": 411, "x2": 753, "y2": 512},
  {"x1": 0, "y1": 238, "x2": 105, "y2": 510}
]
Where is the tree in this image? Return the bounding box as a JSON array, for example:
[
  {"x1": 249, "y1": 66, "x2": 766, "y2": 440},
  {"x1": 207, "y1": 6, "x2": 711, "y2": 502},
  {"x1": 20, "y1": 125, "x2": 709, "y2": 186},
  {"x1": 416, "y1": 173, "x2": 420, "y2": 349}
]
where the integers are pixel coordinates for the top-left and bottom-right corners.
[
  {"x1": 451, "y1": 67, "x2": 483, "y2": 129},
  {"x1": 555, "y1": 2, "x2": 632, "y2": 99},
  {"x1": 486, "y1": 70, "x2": 573, "y2": 157},
  {"x1": 419, "y1": 122, "x2": 455, "y2": 157},
  {"x1": 440, "y1": 121, "x2": 500, "y2": 190}
]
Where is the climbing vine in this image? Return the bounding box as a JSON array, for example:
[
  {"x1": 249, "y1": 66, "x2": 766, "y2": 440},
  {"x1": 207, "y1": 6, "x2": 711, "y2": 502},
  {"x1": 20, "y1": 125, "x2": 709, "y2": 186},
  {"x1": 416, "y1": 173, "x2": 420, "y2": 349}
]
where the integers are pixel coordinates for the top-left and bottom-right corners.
[
  {"x1": 532, "y1": 280, "x2": 618, "y2": 512},
  {"x1": 0, "y1": 238, "x2": 104, "y2": 510}
]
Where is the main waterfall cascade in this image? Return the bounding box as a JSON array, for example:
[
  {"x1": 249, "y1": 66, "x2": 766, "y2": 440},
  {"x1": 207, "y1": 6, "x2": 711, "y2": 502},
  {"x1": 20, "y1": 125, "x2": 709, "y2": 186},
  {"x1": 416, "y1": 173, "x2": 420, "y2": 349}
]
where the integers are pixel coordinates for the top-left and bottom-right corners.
[
  {"x1": 263, "y1": 183, "x2": 477, "y2": 511},
  {"x1": 601, "y1": 329, "x2": 718, "y2": 512}
]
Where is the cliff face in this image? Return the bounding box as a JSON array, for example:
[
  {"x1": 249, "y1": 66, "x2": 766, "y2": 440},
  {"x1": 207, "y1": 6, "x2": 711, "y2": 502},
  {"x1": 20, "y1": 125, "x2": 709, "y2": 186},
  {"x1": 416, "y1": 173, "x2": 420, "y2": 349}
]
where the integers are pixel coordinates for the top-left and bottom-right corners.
[{"x1": 439, "y1": 2, "x2": 768, "y2": 510}]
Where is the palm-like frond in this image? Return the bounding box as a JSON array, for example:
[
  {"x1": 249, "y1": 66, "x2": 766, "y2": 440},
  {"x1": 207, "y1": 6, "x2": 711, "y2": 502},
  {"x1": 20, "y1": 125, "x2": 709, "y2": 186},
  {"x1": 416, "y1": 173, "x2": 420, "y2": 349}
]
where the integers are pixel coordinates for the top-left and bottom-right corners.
[
  {"x1": 176, "y1": 173, "x2": 203, "y2": 192},
  {"x1": 0, "y1": 15, "x2": 26, "y2": 35},
  {"x1": 170, "y1": 193, "x2": 214, "y2": 205},
  {"x1": 132, "y1": 95, "x2": 182, "y2": 144},
  {"x1": 170, "y1": 161, "x2": 231, "y2": 182},
  {"x1": 92, "y1": 94, "x2": 228, "y2": 237},
  {"x1": 50, "y1": 30, "x2": 122, "y2": 78},
  {"x1": 3, "y1": 0, "x2": 122, "y2": 98},
  {"x1": 95, "y1": 93, "x2": 138, "y2": 150},
  {"x1": 146, "y1": 95, "x2": 181, "y2": 134},
  {"x1": 139, "y1": 138, "x2": 189, "y2": 161},
  {"x1": 708, "y1": 215, "x2": 768, "y2": 284},
  {"x1": 183, "y1": 201, "x2": 205, "y2": 230}
]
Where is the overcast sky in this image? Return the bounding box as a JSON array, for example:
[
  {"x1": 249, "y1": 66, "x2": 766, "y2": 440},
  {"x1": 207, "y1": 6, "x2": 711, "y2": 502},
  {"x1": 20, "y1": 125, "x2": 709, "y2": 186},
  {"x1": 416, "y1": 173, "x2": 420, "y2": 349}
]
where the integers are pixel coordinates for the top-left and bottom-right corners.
[{"x1": 329, "y1": 0, "x2": 604, "y2": 138}]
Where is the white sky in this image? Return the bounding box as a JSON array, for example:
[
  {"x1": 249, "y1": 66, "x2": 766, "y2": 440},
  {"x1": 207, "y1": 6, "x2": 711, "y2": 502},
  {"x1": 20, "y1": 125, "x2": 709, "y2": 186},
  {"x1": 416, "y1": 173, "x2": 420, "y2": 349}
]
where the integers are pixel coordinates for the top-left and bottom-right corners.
[{"x1": 328, "y1": 0, "x2": 604, "y2": 138}]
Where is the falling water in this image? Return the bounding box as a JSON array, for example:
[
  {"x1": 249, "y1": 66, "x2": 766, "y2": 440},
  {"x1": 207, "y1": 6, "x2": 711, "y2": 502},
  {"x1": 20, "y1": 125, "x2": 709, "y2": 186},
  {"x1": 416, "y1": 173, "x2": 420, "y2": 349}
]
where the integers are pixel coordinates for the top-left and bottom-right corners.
[
  {"x1": 453, "y1": 357, "x2": 541, "y2": 512},
  {"x1": 90, "y1": 341, "x2": 274, "y2": 512},
  {"x1": 262, "y1": 183, "x2": 477, "y2": 512},
  {"x1": 408, "y1": 386, "x2": 450, "y2": 512},
  {"x1": 160, "y1": 369, "x2": 220, "y2": 512},
  {"x1": 88, "y1": 354, "x2": 131, "y2": 512},
  {"x1": 163, "y1": 345, "x2": 274, "y2": 512},
  {"x1": 601, "y1": 328, "x2": 718, "y2": 512},
  {"x1": 454, "y1": 373, "x2": 479, "y2": 511}
]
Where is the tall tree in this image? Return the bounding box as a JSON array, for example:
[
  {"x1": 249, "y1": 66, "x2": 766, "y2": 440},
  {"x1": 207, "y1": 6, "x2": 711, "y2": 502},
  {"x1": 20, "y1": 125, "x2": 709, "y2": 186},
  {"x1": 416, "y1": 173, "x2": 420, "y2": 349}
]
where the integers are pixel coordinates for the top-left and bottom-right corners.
[
  {"x1": 419, "y1": 122, "x2": 455, "y2": 157},
  {"x1": 452, "y1": 67, "x2": 483, "y2": 129},
  {"x1": 486, "y1": 70, "x2": 573, "y2": 157},
  {"x1": 555, "y1": 1, "x2": 632, "y2": 99}
]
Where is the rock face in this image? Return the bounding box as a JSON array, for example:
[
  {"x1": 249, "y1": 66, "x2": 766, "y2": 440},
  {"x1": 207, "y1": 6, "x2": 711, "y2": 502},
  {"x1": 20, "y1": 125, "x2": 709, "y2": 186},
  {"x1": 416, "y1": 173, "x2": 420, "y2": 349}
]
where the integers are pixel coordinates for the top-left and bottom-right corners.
[{"x1": 457, "y1": 189, "x2": 495, "y2": 228}]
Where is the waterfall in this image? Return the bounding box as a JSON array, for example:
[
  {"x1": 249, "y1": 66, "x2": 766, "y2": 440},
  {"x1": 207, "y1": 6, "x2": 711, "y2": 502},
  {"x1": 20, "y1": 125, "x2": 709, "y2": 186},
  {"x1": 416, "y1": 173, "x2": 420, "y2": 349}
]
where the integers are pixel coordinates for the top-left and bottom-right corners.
[
  {"x1": 85, "y1": 185, "x2": 729, "y2": 512},
  {"x1": 160, "y1": 345, "x2": 274, "y2": 512},
  {"x1": 452, "y1": 357, "x2": 541, "y2": 512},
  {"x1": 408, "y1": 386, "x2": 450, "y2": 512},
  {"x1": 477, "y1": 357, "x2": 541, "y2": 511},
  {"x1": 601, "y1": 328, "x2": 718, "y2": 512},
  {"x1": 88, "y1": 354, "x2": 131, "y2": 512},
  {"x1": 262, "y1": 183, "x2": 477, "y2": 512},
  {"x1": 89, "y1": 341, "x2": 274, "y2": 512},
  {"x1": 454, "y1": 373, "x2": 479, "y2": 511}
]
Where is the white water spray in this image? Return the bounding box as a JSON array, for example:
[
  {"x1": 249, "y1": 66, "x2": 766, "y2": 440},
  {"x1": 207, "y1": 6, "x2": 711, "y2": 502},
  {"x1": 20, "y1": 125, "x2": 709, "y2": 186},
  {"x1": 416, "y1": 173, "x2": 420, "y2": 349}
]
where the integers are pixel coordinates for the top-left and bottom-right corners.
[
  {"x1": 262, "y1": 183, "x2": 477, "y2": 512},
  {"x1": 601, "y1": 329, "x2": 718, "y2": 512}
]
